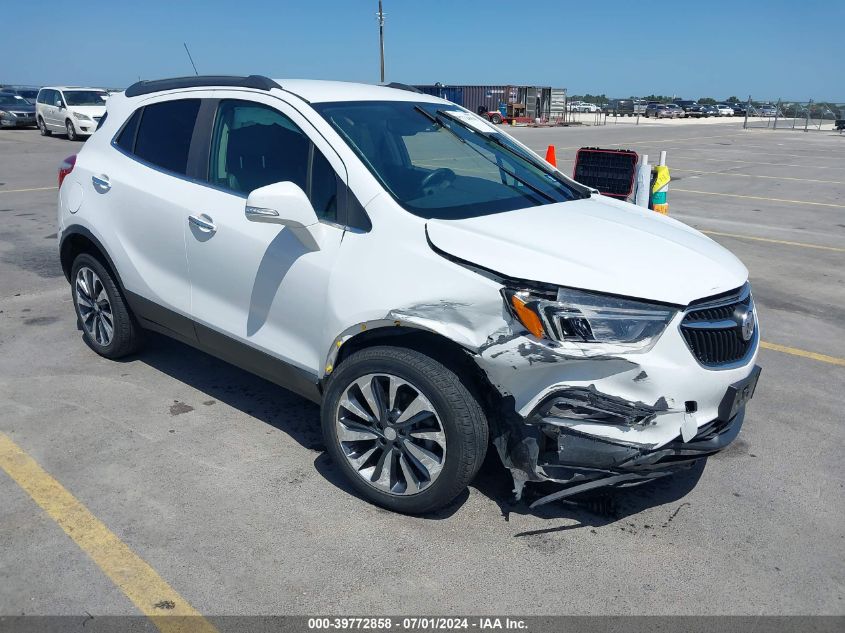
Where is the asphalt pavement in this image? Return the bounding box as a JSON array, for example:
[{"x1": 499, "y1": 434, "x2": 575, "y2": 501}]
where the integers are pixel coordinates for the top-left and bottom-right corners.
[{"x1": 0, "y1": 120, "x2": 842, "y2": 620}]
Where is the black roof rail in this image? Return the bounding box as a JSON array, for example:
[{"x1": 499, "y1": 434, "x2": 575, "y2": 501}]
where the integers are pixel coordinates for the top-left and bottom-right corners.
[
  {"x1": 384, "y1": 82, "x2": 423, "y2": 94},
  {"x1": 124, "y1": 75, "x2": 281, "y2": 98}
]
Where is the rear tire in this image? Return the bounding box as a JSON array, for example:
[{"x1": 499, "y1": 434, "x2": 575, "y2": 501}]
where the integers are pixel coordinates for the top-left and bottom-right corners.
[
  {"x1": 321, "y1": 346, "x2": 488, "y2": 514},
  {"x1": 38, "y1": 117, "x2": 51, "y2": 136},
  {"x1": 71, "y1": 253, "x2": 142, "y2": 359}
]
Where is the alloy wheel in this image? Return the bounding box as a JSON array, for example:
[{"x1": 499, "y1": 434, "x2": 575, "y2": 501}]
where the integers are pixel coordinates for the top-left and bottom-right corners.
[
  {"x1": 334, "y1": 373, "x2": 447, "y2": 496},
  {"x1": 75, "y1": 266, "x2": 114, "y2": 347}
]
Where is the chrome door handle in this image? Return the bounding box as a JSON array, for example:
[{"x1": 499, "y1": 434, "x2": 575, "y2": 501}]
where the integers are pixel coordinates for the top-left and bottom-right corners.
[
  {"x1": 188, "y1": 214, "x2": 217, "y2": 233},
  {"x1": 92, "y1": 174, "x2": 111, "y2": 192}
]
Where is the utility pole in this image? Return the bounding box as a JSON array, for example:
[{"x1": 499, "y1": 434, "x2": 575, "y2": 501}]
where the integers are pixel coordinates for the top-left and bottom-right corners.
[{"x1": 377, "y1": 1, "x2": 385, "y2": 83}]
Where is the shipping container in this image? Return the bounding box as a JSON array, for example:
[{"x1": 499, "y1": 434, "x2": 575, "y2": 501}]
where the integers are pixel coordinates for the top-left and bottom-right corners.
[{"x1": 414, "y1": 84, "x2": 560, "y2": 120}]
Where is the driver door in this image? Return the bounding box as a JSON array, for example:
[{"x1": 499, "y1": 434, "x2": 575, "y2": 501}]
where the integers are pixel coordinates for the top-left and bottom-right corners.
[{"x1": 185, "y1": 95, "x2": 347, "y2": 379}]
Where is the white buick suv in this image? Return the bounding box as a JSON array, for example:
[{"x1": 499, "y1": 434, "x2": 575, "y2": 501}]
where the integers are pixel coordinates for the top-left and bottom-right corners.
[{"x1": 57, "y1": 76, "x2": 760, "y2": 513}]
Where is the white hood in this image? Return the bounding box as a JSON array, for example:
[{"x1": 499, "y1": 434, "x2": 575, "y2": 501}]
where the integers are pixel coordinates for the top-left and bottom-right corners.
[
  {"x1": 68, "y1": 105, "x2": 106, "y2": 118},
  {"x1": 426, "y1": 195, "x2": 748, "y2": 306}
]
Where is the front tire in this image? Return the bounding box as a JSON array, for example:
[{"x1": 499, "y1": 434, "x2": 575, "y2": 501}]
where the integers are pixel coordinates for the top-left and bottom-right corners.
[
  {"x1": 65, "y1": 119, "x2": 78, "y2": 141},
  {"x1": 71, "y1": 253, "x2": 142, "y2": 359},
  {"x1": 321, "y1": 346, "x2": 488, "y2": 514},
  {"x1": 38, "y1": 117, "x2": 51, "y2": 136}
]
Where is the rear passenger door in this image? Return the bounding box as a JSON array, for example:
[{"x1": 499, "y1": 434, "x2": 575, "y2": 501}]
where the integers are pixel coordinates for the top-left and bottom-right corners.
[
  {"x1": 102, "y1": 97, "x2": 203, "y2": 339},
  {"x1": 184, "y1": 95, "x2": 347, "y2": 375}
]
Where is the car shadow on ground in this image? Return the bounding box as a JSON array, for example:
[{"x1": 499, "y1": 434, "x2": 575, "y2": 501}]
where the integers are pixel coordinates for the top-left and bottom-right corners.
[
  {"x1": 470, "y1": 447, "x2": 706, "y2": 532},
  {"x1": 136, "y1": 332, "x2": 324, "y2": 451},
  {"x1": 134, "y1": 332, "x2": 705, "y2": 524}
]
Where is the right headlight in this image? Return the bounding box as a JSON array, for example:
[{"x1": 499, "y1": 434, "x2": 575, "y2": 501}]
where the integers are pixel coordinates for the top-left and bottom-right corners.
[{"x1": 503, "y1": 286, "x2": 677, "y2": 351}]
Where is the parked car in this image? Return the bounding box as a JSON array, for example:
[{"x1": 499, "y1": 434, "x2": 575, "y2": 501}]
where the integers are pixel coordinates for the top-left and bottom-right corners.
[
  {"x1": 0, "y1": 93, "x2": 37, "y2": 128},
  {"x1": 644, "y1": 103, "x2": 673, "y2": 118},
  {"x1": 715, "y1": 104, "x2": 734, "y2": 116},
  {"x1": 687, "y1": 104, "x2": 708, "y2": 118},
  {"x1": 698, "y1": 104, "x2": 719, "y2": 117},
  {"x1": 0, "y1": 86, "x2": 40, "y2": 104},
  {"x1": 730, "y1": 103, "x2": 747, "y2": 116},
  {"x1": 568, "y1": 101, "x2": 600, "y2": 113},
  {"x1": 36, "y1": 86, "x2": 108, "y2": 140},
  {"x1": 664, "y1": 103, "x2": 685, "y2": 118},
  {"x1": 673, "y1": 100, "x2": 698, "y2": 115},
  {"x1": 57, "y1": 76, "x2": 760, "y2": 513},
  {"x1": 758, "y1": 104, "x2": 777, "y2": 117},
  {"x1": 607, "y1": 99, "x2": 646, "y2": 116}
]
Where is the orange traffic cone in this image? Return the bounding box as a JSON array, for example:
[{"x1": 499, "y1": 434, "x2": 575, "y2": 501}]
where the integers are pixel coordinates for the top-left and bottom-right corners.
[{"x1": 545, "y1": 145, "x2": 557, "y2": 167}]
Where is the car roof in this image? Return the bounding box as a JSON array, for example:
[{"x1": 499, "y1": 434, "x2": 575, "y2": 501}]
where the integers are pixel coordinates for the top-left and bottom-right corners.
[
  {"x1": 274, "y1": 79, "x2": 443, "y2": 104},
  {"x1": 40, "y1": 86, "x2": 107, "y2": 91},
  {"x1": 118, "y1": 77, "x2": 446, "y2": 106}
]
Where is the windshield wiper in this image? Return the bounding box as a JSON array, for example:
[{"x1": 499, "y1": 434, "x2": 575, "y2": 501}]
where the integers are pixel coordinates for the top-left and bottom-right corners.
[
  {"x1": 415, "y1": 107, "x2": 556, "y2": 203},
  {"x1": 435, "y1": 109, "x2": 588, "y2": 200}
]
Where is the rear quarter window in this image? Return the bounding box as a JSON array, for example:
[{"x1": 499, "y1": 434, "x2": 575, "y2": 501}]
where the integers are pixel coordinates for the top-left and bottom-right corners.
[{"x1": 115, "y1": 109, "x2": 141, "y2": 152}]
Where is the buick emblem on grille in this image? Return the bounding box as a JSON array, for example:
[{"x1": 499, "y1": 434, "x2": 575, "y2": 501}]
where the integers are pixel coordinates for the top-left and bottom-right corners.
[{"x1": 737, "y1": 306, "x2": 756, "y2": 342}]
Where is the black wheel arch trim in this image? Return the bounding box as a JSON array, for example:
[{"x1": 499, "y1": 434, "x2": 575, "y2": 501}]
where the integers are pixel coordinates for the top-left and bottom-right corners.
[{"x1": 60, "y1": 225, "x2": 125, "y2": 289}]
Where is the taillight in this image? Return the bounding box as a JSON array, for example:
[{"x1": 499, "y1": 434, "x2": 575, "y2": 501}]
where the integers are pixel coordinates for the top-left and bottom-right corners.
[{"x1": 58, "y1": 154, "x2": 77, "y2": 187}]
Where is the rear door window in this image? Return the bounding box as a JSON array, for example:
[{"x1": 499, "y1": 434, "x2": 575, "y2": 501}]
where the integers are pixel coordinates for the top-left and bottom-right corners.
[{"x1": 133, "y1": 99, "x2": 201, "y2": 175}]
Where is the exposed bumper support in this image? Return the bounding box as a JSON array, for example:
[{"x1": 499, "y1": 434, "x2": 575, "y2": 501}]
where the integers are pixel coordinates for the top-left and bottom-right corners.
[{"x1": 517, "y1": 407, "x2": 745, "y2": 508}]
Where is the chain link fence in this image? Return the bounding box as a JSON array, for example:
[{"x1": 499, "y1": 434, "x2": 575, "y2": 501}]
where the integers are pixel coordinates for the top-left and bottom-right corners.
[
  {"x1": 742, "y1": 98, "x2": 845, "y2": 131},
  {"x1": 555, "y1": 95, "x2": 844, "y2": 130}
]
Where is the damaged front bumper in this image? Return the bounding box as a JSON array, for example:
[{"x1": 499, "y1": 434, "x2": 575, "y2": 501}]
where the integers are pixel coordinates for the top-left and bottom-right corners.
[
  {"x1": 522, "y1": 382, "x2": 756, "y2": 507},
  {"x1": 473, "y1": 309, "x2": 761, "y2": 505},
  {"x1": 487, "y1": 363, "x2": 761, "y2": 506}
]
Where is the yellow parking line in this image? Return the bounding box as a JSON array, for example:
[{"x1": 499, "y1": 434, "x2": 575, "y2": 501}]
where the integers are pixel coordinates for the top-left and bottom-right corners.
[
  {"x1": 700, "y1": 230, "x2": 845, "y2": 252},
  {"x1": 761, "y1": 342, "x2": 845, "y2": 366},
  {"x1": 672, "y1": 188, "x2": 845, "y2": 208},
  {"x1": 672, "y1": 169, "x2": 843, "y2": 185},
  {"x1": 0, "y1": 186, "x2": 58, "y2": 194},
  {"x1": 0, "y1": 432, "x2": 219, "y2": 633}
]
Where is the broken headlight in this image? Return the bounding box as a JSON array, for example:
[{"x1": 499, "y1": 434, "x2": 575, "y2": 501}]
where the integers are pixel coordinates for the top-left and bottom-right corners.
[{"x1": 503, "y1": 287, "x2": 677, "y2": 349}]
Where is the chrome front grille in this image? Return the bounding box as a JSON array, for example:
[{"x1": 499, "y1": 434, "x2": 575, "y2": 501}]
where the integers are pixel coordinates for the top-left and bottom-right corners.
[{"x1": 680, "y1": 285, "x2": 756, "y2": 367}]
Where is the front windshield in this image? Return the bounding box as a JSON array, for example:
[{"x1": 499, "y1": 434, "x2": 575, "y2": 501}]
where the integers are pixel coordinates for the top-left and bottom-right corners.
[
  {"x1": 63, "y1": 90, "x2": 107, "y2": 106},
  {"x1": 0, "y1": 95, "x2": 26, "y2": 106},
  {"x1": 314, "y1": 100, "x2": 585, "y2": 219}
]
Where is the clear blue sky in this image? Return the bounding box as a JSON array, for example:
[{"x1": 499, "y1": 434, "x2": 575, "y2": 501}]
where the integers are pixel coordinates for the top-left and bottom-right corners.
[{"x1": 5, "y1": 0, "x2": 841, "y2": 101}]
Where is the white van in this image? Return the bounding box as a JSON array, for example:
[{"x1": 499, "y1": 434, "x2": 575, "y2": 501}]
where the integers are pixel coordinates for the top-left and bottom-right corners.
[{"x1": 36, "y1": 86, "x2": 108, "y2": 140}]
